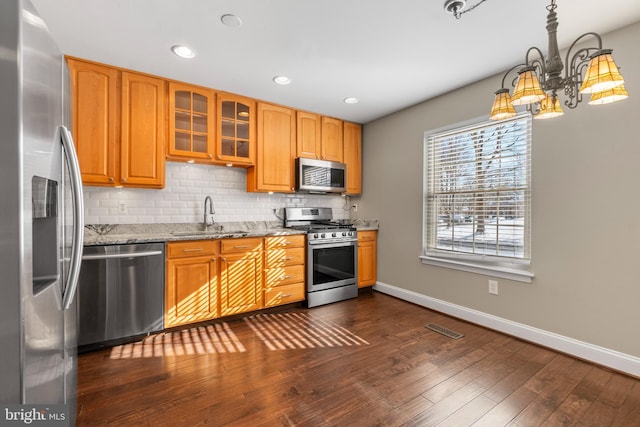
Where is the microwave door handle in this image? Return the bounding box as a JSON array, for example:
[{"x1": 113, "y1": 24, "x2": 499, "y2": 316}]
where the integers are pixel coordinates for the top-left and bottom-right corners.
[{"x1": 60, "y1": 125, "x2": 85, "y2": 310}]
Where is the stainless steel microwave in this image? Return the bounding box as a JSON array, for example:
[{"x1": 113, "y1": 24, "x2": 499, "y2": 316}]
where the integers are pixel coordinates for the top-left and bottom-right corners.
[{"x1": 295, "y1": 158, "x2": 346, "y2": 193}]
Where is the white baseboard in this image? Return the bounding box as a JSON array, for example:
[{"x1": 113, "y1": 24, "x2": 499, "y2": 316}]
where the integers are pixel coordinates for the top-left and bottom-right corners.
[{"x1": 373, "y1": 281, "x2": 640, "y2": 378}]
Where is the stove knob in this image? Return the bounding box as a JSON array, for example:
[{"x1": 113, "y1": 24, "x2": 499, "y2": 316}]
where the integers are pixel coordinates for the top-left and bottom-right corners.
[
  {"x1": 341, "y1": 232, "x2": 346, "y2": 236},
  {"x1": 332, "y1": 232, "x2": 337, "y2": 237},
  {"x1": 313, "y1": 234, "x2": 319, "y2": 239},
  {"x1": 320, "y1": 233, "x2": 325, "y2": 238}
]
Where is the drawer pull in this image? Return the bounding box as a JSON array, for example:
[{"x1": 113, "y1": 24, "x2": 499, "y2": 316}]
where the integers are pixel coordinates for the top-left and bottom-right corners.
[
  {"x1": 279, "y1": 293, "x2": 293, "y2": 298},
  {"x1": 182, "y1": 248, "x2": 204, "y2": 252},
  {"x1": 233, "y1": 245, "x2": 252, "y2": 249},
  {"x1": 280, "y1": 275, "x2": 292, "y2": 280},
  {"x1": 281, "y1": 257, "x2": 294, "y2": 261}
]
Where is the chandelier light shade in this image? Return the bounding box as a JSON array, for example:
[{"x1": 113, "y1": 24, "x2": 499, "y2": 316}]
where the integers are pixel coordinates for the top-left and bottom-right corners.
[
  {"x1": 588, "y1": 84, "x2": 629, "y2": 105},
  {"x1": 534, "y1": 94, "x2": 564, "y2": 120},
  {"x1": 457, "y1": 0, "x2": 632, "y2": 121},
  {"x1": 510, "y1": 67, "x2": 546, "y2": 106},
  {"x1": 489, "y1": 89, "x2": 517, "y2": 121},
  {"x1": 579, "y1": 50, "x2": 625, "y2": 94}
]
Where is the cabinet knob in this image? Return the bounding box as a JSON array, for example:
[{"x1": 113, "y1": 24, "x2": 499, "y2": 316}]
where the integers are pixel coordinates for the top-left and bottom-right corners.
[
  {"x1": 109, "y1": 177, "x2": 115, "y2": 183},
  {"x1": 208, "y1": 154, "x2": 213, "y2": 158},
  {"x1": 121, "y1": 178, "x2": 127, "y2": 183}
]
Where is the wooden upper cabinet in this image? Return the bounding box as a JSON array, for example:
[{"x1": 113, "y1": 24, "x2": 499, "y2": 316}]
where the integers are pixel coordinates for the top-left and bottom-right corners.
[
  {"x1": 216, "y1": 93, "x2": 255, "y2": 166},
  {"x1": 296, "y1": 111, "x2": 321, "y2": 160},
  {"x1": 321, "y1": 116, "x2": 344, "y2": 162},
  {"x1": 67, "y1": 58, "x2": 118, "y2": 185},
  {"x1": 343, "y1": 121, "x2": 362, "y2": 195},
  {"x1": 168, "y1": 82, "x2": 216, "y2": 162},
  {"x1": 120, "y1": 72, "x2": 165, "y2": 188},
  {"x1": 67, "y1": 57, "x2": 165, "y2": 188},
  {"x1": 247, "y1": 102, "x2": 296, "y2": 193}
]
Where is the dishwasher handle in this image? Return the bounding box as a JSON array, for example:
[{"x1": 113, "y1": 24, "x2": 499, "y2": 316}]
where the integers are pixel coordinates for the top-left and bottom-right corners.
[{"x1": 82, "y1": 250, "x2": 163, "y2": 261}]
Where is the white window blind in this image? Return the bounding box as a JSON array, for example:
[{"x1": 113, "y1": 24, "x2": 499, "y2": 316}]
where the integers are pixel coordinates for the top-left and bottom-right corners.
[{"x1": 423, "y1": 114, "x2": 532, "y2": 265}]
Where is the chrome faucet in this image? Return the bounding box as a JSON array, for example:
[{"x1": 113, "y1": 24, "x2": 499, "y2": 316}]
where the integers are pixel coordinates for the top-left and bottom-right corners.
[{"x1": 203, "y1": 196, "x2": 215, "y2": 228}]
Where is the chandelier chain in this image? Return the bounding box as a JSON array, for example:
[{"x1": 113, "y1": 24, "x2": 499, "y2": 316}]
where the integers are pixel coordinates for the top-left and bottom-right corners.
[{"x1": 453, "y1": 0, "x2": 489, "y2": 19}]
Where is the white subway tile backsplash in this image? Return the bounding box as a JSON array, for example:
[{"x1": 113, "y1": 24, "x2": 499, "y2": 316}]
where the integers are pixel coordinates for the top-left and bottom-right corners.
[{"x1": 83, "y1": 162, "x2": 350, "y2": 225}]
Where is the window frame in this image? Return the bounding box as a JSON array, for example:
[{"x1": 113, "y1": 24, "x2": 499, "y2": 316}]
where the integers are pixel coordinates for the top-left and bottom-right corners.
[{"x1": 421, "y1": 113, "x2": 534, "y2": 283}]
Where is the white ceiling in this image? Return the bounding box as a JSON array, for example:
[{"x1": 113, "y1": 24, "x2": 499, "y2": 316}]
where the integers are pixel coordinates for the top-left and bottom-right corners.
[{"x1": 31, "y1": 0, "x2": 640, "y2": 124}]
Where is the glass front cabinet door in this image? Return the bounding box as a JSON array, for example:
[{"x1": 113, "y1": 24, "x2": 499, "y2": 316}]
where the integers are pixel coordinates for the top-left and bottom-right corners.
[
  {"x1": 217, "y1": 93, "x2": 255, "y2": 166},
  {"x1": 168, "y1": 82, "x2": 216, "y2": 161}
]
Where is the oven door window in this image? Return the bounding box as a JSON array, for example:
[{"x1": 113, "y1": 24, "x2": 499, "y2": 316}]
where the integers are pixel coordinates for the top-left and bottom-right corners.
[{"x1": 312, "y1": 244, "x2": 355, "y2": 286}]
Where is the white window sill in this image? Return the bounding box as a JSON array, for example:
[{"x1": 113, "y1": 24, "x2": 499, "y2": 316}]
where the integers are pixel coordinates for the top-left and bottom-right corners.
[{"x1": 420, "y1": 255, "x2": 534, "y2": 283}]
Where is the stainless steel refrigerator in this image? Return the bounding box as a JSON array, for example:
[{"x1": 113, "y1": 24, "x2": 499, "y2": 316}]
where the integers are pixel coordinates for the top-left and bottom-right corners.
[{"x1": 0, "y1": 0, "x2": 84, "y2": 422}]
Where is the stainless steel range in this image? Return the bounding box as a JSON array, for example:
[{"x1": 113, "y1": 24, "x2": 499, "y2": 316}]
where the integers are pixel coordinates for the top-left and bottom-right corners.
[{"x1": 285, "y1": 207, "x2": 358, "y2": 308}]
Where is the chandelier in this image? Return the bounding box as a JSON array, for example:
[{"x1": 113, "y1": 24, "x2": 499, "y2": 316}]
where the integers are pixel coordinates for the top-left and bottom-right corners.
[{"x1": 445, "y1": 0, "x2": 629, "y2": 120}]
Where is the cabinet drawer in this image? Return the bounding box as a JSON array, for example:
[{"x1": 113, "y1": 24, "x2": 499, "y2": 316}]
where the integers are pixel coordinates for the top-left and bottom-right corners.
[
  {"x1": 167, "y1": 240, "x2": 219, "y2": 258},
  {"x1": 264, "y1": 283, "x2": 305, "y2": 307},
  {"x1": 266, "y1": 247, "x2": 305, "y2": 267},
  {"x1": 221, "y1": 237, "x2": 263, "y2": 253},
  {"x1": 265, "y1": 264, "x2": 305, "y2": 287},
  {"x1": 358, "y1": 230, "x2": 377, "y2": 242},
  {"x1": 265, "y1": 234, "x2": 305, "y2": 249}
]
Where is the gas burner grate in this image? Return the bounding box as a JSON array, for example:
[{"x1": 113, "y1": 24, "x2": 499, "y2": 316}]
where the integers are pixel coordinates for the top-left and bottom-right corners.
[{"x1": 425, "y1": 323, "x2": 464, "y2": 340}]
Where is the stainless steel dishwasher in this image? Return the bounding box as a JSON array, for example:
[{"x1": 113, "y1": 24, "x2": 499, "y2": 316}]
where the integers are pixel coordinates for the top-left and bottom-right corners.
[{"x1": 78, "y1": 243, "x2": 165, "y2": 350}]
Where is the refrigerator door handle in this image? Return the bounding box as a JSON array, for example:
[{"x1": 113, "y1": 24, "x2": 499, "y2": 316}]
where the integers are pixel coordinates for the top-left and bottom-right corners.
[{"x1": 60, "y1": 125, "x2": 85, "y2": 310}]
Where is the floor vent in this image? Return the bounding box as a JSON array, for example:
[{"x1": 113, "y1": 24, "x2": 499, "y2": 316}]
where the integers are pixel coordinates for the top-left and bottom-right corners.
[{"x1": 425, "y1": 323, "x2": 464, "y2": 340}]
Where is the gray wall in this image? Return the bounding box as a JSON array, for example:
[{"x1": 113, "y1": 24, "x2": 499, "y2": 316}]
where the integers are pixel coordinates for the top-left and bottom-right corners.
[{"x1": 358, "y1": 21, "x2": 640, "y2": 358}]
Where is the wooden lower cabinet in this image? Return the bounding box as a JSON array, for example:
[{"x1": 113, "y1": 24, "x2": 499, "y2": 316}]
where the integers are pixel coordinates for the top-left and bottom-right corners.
[
  {"x1": 220, "y1": 237, "x2": 264, "y2": 316},
  {"x1": 264, "y1": 235, "x2": 306, "y2": 307},
  {"x1": 358, "y1": 230, "x2": 378, "y2": 287},
  {"x1": 165, "y1": 235, "x2": 307, "y2": 329},
  {"x1": 165, "y1": 240, "x2": 219, "y2": 328}
]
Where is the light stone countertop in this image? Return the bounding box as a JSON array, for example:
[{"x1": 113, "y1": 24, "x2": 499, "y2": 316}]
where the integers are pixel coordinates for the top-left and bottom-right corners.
[
  {"x1": 350, "y1": 219, "x2": 379, "y2": 231},
  {"x1": 83, "y1": 220, "x2": 379, "y2": 246}
]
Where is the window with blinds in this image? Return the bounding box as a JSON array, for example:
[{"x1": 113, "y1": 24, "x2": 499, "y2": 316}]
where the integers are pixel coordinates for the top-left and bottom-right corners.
[{"x1": 423, "y1": 114, "x2": 532, "y2": 264}]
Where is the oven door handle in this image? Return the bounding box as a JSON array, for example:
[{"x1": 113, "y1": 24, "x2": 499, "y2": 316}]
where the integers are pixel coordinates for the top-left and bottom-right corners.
[{"x1": 307, "y1": 239, "x2": 358, "y2": 248}]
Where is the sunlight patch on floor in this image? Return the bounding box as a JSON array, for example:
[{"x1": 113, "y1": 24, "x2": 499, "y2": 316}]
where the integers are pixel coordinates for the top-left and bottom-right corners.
[
  {"x1": 244, "y1": 312, "x2": 369, "y2": 350},
  {"x1": 109, "y1": 323, "x2": 245, "y2": 359}
]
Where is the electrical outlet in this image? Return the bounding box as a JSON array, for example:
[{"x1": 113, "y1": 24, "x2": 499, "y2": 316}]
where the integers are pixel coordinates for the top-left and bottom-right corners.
[
  {"x1": 352, "y1": 204, "x2": 358, "y2": 212},
  {"x1": 118, "y1": 201, "x2": 127, "y2": 214},
  {"x1": 488, "y1": 280, "x2": 499, "y2": 295}
]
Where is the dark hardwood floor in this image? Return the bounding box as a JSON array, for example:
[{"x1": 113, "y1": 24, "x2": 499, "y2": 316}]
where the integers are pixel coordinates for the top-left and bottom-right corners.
[{"x1": 76, "y1": 291, "x2": 640, "y2": 426}]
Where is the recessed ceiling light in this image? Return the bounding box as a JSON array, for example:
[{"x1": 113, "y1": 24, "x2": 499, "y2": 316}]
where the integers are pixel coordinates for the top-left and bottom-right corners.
[
  {"x1": 171, "y1": 45, "x2": 196, "y2": 59},
  {"x1": 221, "y1": 14, "x2": 243, "y2": 28},
  {"x1": 343, "y1": 97, "x2": 359, "y2": 104},
  {"x1": 273, "y1": 75, "x2": 291, "y2": 85}
]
